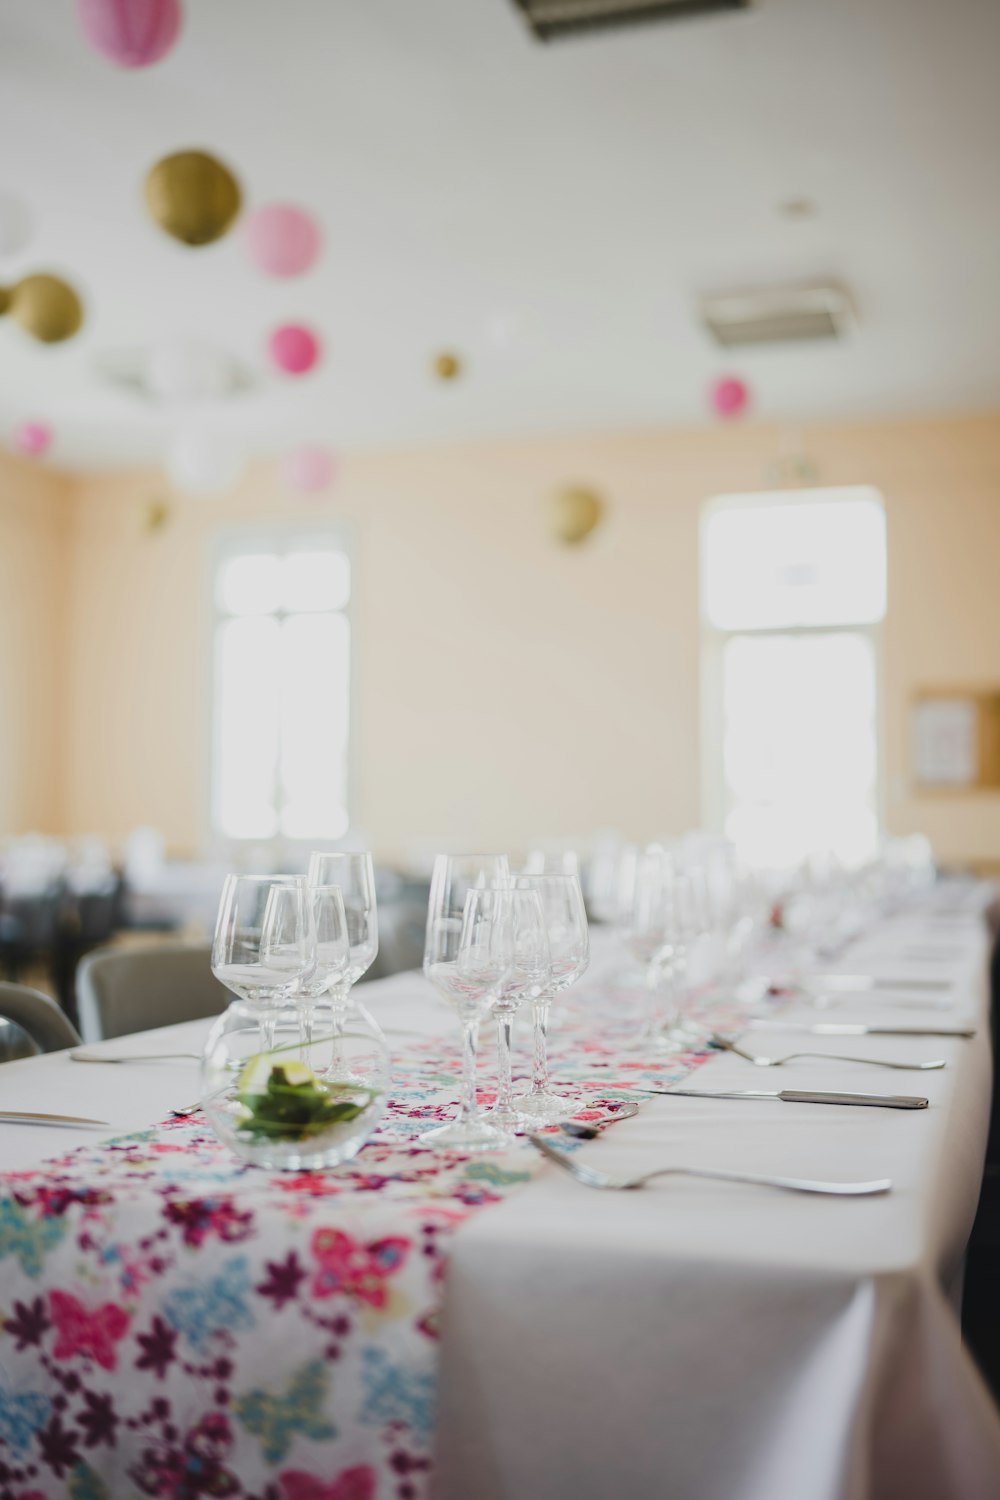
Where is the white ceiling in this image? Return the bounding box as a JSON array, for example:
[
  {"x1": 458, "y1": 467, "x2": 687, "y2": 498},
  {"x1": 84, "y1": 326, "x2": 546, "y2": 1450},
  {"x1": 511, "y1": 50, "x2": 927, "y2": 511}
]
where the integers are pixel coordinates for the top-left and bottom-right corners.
[{"x1": 1, "y1": 0, "x2": 999, "y2": 469}]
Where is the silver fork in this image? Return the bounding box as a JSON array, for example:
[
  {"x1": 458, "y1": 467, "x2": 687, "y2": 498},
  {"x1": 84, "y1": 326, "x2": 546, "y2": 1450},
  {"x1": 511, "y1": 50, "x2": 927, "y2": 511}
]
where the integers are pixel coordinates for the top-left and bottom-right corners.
[
  {"x1": 710, "y1": 1034, "x2": 945, "y2": 1072},
  {"x1": 528, "y1": 1134, "x2": 891, "y2": 1196}
]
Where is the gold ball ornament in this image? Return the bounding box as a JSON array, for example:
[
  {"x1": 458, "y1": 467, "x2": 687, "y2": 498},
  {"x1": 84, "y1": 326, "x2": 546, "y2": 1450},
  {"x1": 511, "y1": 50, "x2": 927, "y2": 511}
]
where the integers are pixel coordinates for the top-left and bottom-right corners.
[
  {"x1": 0, "y1": 286, "x2": 10, "y2": 316},
  {"x1": 140, "y1": 498, "x2": 172, "y2": 535},
  {"x1": 551, "y1": 485, "x2": 605, "y2": 545},
  {"x1": 10, "y1": 274, "x2": 84, "y2": 343},
  {"x1": 433, "y1": 351, "x2": 462, "y2": 381},
  {"x1": 145, "y1": 150, "x2": 242, "y2": 247}
]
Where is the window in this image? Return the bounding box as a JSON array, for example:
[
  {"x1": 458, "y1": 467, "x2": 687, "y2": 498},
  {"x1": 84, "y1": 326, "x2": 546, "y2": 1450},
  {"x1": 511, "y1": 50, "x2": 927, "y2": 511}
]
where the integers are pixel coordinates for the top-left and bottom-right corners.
[
  {"x1": 701, "y1": 488, "x2": 886, "y2": 868},
  {"x1": 211, "y1": 532, "x2": 351, "y2": 843}
]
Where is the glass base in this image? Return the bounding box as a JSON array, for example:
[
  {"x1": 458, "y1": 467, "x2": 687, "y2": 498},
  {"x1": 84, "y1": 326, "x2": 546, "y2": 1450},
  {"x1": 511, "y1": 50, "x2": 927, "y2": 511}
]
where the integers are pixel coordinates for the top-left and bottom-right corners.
[
  {"x1": 483, "y1": 1103, "x2": 530, "y2": 1134},
  {"x1": 509, "y1": 1086, "x2": 584, "y2": 1127},
  {"x1": 420, "y1": 1114, "x2": 513, "y2": 1152}
]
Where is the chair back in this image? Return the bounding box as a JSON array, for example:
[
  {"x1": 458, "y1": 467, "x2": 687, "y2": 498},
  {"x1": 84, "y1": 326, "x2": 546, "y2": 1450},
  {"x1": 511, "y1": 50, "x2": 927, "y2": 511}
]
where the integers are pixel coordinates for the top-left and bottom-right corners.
[
  {"x1": 77, "y1": 944, "x2": 229, "y2": 1043},
  {"x1": 0, "y1": 981, "x2": 81, "y2": 1054}
]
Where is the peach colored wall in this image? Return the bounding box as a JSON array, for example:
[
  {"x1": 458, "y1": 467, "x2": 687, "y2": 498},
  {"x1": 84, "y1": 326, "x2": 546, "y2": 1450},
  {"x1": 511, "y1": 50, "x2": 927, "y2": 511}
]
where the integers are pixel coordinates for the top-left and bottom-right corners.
[
  {"x1": 56, "y1": 411, "x2": 1000, "y2": 866},
  {"x1": 0, "y1": 452, "x2": 70, "y2": 836}
]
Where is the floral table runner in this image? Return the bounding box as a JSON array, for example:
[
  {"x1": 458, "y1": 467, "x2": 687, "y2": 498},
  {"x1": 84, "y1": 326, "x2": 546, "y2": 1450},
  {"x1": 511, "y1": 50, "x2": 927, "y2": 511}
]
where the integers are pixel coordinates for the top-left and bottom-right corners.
[{"x1": 0, "y1": 977, "x2": 759, "y2": 1500}]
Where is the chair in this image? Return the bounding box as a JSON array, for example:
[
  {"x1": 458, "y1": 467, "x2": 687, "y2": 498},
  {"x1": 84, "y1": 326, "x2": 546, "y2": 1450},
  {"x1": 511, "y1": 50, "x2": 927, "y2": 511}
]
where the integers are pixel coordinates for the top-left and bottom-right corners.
[
  {"x1": 0, "y1": 981, "x2": 81, "y2": 1055},
  {"x1": 76, "y1": 943, "x2": 229, "y2": 1043}
]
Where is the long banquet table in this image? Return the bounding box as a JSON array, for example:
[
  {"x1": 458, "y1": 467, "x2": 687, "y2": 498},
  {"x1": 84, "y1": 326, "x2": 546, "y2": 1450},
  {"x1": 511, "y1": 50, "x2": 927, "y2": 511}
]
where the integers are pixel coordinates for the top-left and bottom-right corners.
[{"x1": 3, "y1": 893, "x2": 1000, "y2": 1500}]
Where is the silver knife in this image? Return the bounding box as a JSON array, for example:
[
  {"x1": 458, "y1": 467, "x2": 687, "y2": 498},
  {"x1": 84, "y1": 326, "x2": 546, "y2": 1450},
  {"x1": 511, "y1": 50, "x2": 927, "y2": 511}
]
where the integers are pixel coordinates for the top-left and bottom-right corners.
[
  {"x1": 631, "y1": 1087, "x2": 928, "y2": 1110},
  {"x1": 750, "y1": 1021, "x2": 975, "y2": 1038},
  {"x1": 0, "y1": 1110, "x2": 110, "y2": 1126},
  {"x1": 805, "y1": 975, "x2": 952, "y2": 992}
]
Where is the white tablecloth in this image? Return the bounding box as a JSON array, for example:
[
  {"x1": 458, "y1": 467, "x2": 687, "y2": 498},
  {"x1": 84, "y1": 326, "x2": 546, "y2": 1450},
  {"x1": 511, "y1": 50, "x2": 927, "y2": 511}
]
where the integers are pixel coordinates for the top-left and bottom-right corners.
[{"x1": 3, "y1": 903, "x2": 999, "y2": 1500}]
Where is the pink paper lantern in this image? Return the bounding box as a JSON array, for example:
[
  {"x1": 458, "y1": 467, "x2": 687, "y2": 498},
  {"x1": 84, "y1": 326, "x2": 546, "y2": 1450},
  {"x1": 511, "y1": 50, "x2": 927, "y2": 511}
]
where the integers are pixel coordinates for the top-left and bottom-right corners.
[
  {"x1": 77, "y1": 0, "x2": 182, "y2": 68},
  {"x1": 12, "y1": 421, "x2": 53, "y2": 458},
  {"x1": 710, "y1": 375, "x2": 750, "y2": 419},
  {"x1": 245, "y1": 204, "x2": 321, "y2": 278},
  {"x1": 282, "y1": 446, "x2": 337, "y2": 495},
  {"x1": 268, "y1": 323, "x2": 321, "y2": 376}
]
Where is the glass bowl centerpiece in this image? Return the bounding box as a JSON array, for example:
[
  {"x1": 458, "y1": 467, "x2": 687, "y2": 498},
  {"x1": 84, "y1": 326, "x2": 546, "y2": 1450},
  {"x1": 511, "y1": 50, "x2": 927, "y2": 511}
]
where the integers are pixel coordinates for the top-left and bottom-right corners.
[{"x1": 201, "y1": 1001, "x2": 389, "y2": 1170}]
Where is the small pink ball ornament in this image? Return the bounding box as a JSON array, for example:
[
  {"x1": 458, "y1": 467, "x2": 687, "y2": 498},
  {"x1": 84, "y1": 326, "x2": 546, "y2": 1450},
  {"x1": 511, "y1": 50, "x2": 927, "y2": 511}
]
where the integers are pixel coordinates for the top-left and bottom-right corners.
[
  {"x1": 268, "y1": 323, "x2": 321, "y2": 376},
  {"x1": 245, "y1": 205, "x2": 321, "y2": 278},
  {"x1": 13, "y1": 421, "x2": 53, "y2": 458},
  {"x1": 282, "y1": 446, "x2": 337, "y2": 494},
  {"x1": 77, "y1": 0, "x2": 182, "y2": 68},
  {"x1": 710, "y1": 375, "x2": 750, "y2": 419}
]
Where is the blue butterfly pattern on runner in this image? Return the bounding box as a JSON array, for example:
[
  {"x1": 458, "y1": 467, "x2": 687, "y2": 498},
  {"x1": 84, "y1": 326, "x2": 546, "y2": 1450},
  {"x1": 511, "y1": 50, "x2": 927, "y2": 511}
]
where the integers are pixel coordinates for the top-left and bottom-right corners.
[
  {"x1": 0, "y1": 1386, "x2": 50, "y2": 1454},
  {"x1": 0, "y1": 1199, "x2": 67, "y2": 1278},
  {"x1": 359, "y1": 1346, "x2": 436, "y2": 1439},
  {"x1": 163, "y1": 1254, "x2": 255, "y2": 1349},
  {"x1": 235, "y1": 1358, "x2": 336, "y2": 1463}
]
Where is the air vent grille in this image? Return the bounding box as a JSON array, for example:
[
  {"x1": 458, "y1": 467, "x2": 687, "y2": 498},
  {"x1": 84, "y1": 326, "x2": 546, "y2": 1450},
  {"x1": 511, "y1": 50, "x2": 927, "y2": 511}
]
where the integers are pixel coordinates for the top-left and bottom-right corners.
[
  {"x1": 701, "y1": 284, "x2": 854, "y2": 348},
  {"x1": 513, "y1": 0, "x2": 749, "y2": 41}
]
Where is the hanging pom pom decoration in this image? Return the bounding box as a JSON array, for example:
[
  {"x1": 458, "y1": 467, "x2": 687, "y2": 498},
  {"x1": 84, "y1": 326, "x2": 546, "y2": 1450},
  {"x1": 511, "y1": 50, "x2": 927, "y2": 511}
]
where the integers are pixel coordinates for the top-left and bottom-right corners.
[
  {"x1": 433, "y1": 351, "x2": 462, "y2": 381},
  {"x1": 146, "y1": 340, "x2": 234, "y2": 401},
  {"x1": 77, "y1": 0, "x2": 182, "y2": 68},
  {"x1": 245, "y1": 204, "x2": 321, "y2": 278},
  {"x1": 268, "y1": 323, "x2": 321, "y2": 376},
  {"x1": 10, "y1": 274, "x2": 84, "y2": 343},
  {"x1": 281, "y1": 446, "x2": 336, "y2": 495},
  {"x1": 551, "y1": 485, "x2": 605, "y2": 545},
  {"x1": 145, "y1": 150, "x2": 242, "y2": 247},
  {"x1": 0, "y1": 195, "x2": 32, "y2": 260},
  {"x1": 167, "y1": 427, "x2": 244, "y2": 495},
  {"x1": 709, "y1": 375, "x2": 750, "y2": 420},
  {"x1": 12, "y1": 421, "x2": 53, "y2": 458}
]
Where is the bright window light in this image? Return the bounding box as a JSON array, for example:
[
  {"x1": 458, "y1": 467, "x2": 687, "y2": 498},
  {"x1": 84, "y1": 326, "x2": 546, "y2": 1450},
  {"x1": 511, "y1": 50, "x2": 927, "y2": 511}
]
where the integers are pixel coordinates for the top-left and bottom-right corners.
[
  {"x1": 703, "y1": 488, "x2": 886, "y2": 631},
  {"x1": 212, "y1": 535, "x2": 351, "y2": 843},
  {"x1": 702, "y1": 488, "x2": 886, "y2": 868}
]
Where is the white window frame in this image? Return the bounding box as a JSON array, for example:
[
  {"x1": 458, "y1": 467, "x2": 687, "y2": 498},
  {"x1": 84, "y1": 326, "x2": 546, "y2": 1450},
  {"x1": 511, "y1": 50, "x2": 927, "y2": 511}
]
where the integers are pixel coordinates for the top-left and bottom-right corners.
[
  {"x1": 205, "y1": 521, "x2": 356, "y2": 860},
  {"x1": 699, "y1": 487, "x2": 887, "y2": 861}
]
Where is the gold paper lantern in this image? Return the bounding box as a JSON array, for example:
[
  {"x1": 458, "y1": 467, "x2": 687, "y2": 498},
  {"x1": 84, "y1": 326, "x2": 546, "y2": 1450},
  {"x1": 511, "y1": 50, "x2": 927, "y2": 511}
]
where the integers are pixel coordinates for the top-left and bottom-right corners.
[
  {"x1": 140, "y1": 498, "x2": 172, "y2": 535},
  {"x1": 433, "y1": 351, "x2": 462, "y2": 381},
  {"x1": 11, "y1": 274, "x2": 84, "y2": 343},
  {"x1": 145, "y1": 150, "x2": 242, "y2": 247},
  {"x1": 551, "y1": 485, "x2": 605, "y2": 545}
]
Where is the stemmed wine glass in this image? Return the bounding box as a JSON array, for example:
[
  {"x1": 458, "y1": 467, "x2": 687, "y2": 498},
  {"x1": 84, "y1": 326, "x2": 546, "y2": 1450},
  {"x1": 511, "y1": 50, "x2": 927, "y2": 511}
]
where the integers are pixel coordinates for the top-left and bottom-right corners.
[
  {"x1": 628, "y1": 851, "x2": 710, "y2": 1050},
  {"x1": 485, "y1": 887, "x2": 550, "y2": 1132},
  {"x1": 211, "y1": 875, "x2": 316, "y2": 1052},
  {"x1": 510, "y1": 872, "x2": 589, "y2": 1125},
  {"x1": 307, "y1": 852, "x2": 378, "y2": 992},
  {"x1": 422, "y1": 853, "x2": 510, "y2": 1150},
  {"x1": 289, "y1": 885, "x2": 351, "y2": 1051}
]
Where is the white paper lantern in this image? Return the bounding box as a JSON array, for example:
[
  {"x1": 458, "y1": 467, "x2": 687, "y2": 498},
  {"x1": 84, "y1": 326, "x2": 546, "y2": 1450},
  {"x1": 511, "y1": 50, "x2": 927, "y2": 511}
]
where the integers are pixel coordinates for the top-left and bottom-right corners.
[
  {"x1": 167, "y1": 427, "x2": 244, "y2": 495},
  {"x1": 147, "y1": 341, "x2": 233, "y2": 402},
  {"x1": 0, "y1": 195, "x2": 32, "y2": 260}
]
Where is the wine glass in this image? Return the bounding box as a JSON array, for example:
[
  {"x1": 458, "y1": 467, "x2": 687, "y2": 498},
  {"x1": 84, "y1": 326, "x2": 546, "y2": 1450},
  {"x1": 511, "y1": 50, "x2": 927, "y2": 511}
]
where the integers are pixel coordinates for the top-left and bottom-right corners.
[
  {"x1": 212, "y1": 875, "x2": 316, "y2": 1051},
  {"x1": 628, "y1": 853, "x2": 709, "y2": 1050},
  {"x1": 306, "y1": 852, "x2": 378, "y2": 993},
  {"x1": 422, "y1": 853, "x2": 510, "y2": 1150},
  {"x1": 510, "y1": 872, "x2": 589, "y2": 1125},
  {"x1": 288, "y1": 884, "x2": 350, "y2": 1050},
  {"x1": 486, "y1": 888, "x2": 550, "y2": 1132}
]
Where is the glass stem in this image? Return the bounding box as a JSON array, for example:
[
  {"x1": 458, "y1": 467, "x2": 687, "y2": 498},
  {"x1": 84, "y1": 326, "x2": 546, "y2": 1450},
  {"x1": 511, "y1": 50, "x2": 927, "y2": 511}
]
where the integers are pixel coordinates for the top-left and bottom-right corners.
[
  {"x1": 260, "y1": 1008, "x2": 277, "y2": 1054},
  {"x1": 457, "y1": 1015, "x2": 481, "y2": 1121},
  {"x1": 495, "y1": 1012, "x2": 513, "y2": 1113},
  {"x1": 530, "y1": 1000, "x2": 551, "y2": 1096},
  {"x1": 298, "y1": 1002, "x2": 314, "y2": 1060}
]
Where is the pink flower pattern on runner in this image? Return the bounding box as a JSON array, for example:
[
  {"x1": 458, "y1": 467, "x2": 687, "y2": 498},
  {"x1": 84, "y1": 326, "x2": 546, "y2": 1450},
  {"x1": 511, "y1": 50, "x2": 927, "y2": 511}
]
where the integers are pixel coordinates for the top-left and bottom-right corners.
[{"x1": 0, "y1": 973, "x2": 767, "y2": 1498}]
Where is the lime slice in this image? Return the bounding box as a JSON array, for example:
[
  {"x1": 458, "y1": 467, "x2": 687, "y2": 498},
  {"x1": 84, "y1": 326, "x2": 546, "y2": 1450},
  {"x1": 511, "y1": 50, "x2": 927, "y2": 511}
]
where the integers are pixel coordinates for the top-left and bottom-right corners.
[{"x1": 237, "y1": 1055, "x2": 316, "y2": 1094}]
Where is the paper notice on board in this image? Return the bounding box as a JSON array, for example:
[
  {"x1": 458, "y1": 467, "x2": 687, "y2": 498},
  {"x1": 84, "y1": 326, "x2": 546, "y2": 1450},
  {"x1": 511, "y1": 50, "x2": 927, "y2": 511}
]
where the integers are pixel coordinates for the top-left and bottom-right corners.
[{"x1": 913, "y1": 698, "x2": 978, "y2": 786}]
